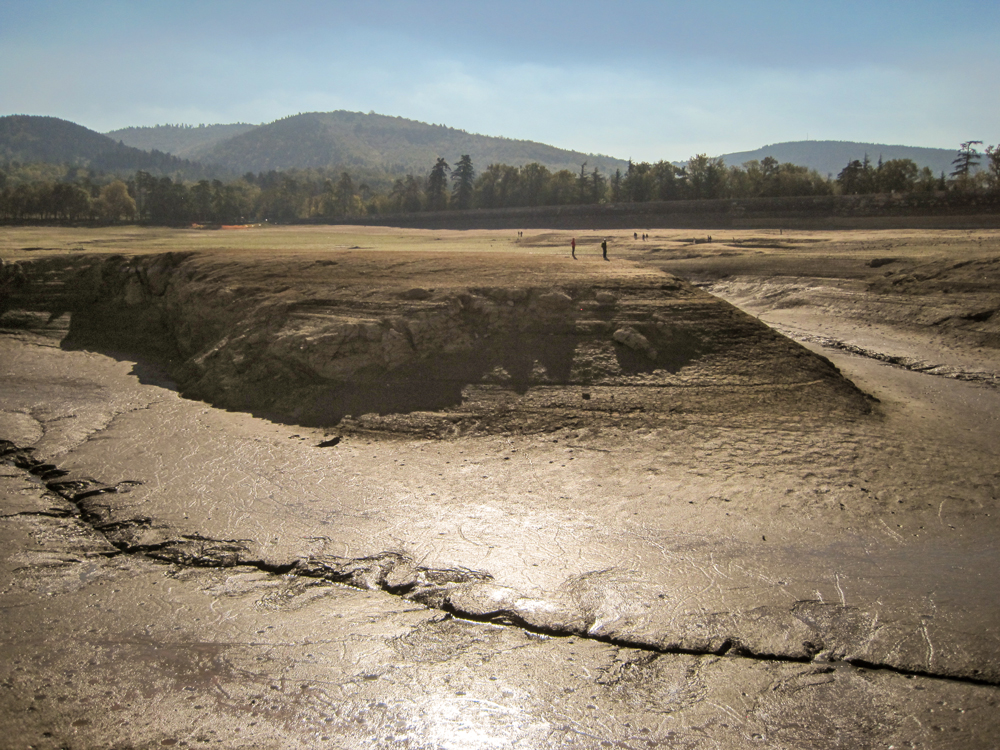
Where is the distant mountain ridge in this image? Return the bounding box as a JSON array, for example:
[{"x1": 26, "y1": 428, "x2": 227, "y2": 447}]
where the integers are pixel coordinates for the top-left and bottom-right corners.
[
  {"x1": 0, "y1": 115, "x2": 214, "y2": 178},
  {"x1": 108, "y1": 110, "x2": 631, "y2": 176},
  {"x1": 3, "y1": 112, "x2": 968, "y2": 186},
  {"x1": 713, "y1": 140, "x2": 961, "y2": 177},
  {"x1": 105, "y1": 123, "x2": 258, "y2": 161}
]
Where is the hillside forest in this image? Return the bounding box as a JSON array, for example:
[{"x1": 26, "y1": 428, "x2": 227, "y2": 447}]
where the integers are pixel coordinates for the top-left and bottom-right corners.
[{"x1": 1, "y1": 142, "x2": 998, "y2": 225}]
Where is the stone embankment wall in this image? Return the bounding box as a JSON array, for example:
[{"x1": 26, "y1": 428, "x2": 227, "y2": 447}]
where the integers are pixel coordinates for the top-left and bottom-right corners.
[{"x1": 334, "y1": 192, "x2": 1000, "y2": 231}]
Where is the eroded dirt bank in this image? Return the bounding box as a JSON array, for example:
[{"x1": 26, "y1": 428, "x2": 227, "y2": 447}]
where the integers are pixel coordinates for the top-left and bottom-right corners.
[
  {"x1": 2, "y1": 227, "x2": 999, "y2": 748},
  {"x1": 1, "y1": 250, "x2": 871, "y2": 431}
]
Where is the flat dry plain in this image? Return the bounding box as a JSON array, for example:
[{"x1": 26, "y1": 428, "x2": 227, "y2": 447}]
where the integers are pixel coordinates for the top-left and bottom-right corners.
[{"x1": 1, "y1": 224, "x2": 999, "y2": 749}]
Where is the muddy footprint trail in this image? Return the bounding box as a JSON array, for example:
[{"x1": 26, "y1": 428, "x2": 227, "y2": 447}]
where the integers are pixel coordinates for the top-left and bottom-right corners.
[{"x1": 2, "y1": 247, "x2": 999, "y2": 748}]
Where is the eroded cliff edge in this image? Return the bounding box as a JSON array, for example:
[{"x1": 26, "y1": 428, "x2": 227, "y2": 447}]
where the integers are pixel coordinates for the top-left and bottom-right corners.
[{"x1": 0, "y1": 250, "x2": 873, "y2": 432}]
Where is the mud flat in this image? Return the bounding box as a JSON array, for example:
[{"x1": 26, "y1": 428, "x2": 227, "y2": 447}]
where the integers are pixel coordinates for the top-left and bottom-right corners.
[{"x1": 2, "y1": 226, "x2": 999, "y2": 748}]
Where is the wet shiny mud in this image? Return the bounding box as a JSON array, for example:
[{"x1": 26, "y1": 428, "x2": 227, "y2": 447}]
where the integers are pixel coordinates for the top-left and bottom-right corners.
[
  {"x1": 3, "y1": 474, "x2": 999, "y2": 750},
  {"x1": 2, "y1": 240, "x2": 1000, "y2": 748}
]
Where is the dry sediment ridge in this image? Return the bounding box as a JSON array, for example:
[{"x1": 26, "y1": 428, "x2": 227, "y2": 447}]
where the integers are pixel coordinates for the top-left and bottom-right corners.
[{"x1": 0, "y1": 251, "x2": 873, "y2": 432}]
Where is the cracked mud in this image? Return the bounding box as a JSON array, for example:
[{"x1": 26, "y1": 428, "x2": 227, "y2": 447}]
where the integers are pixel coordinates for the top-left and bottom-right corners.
[{"x1": 2, "y1": 225, "x2": 999, "y2": 748}]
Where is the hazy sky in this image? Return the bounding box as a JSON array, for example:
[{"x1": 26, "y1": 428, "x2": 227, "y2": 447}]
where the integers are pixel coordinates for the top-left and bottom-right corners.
[{"x1": 2, "y1": 0, "x2": 997, "y2": 162}]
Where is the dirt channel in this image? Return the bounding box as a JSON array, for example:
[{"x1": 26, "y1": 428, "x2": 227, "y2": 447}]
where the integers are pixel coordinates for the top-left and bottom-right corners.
[{"x1": 1, "y1": 225, "x2": 999, "y2": 749}]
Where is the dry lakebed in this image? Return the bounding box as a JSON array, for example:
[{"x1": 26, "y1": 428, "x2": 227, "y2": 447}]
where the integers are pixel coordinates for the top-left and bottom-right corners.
[{"x1": 1, "y1": 225, "x2": 999, "y2": 749}]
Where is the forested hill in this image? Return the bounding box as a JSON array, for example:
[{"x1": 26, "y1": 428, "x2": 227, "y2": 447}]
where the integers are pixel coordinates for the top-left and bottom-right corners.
[
  {"x1": 105, "y1": 123, "x2": 258, "y2": 160},
  {"x1": 0, "y1": 115, "x2": 213, "y2": 178},
  {"x1": 5, "y1": 112, "x2": 966, "y2": 187},
  {"x1": 715, "y1": 140, "x2": 959, "y2": 177},
  {"x1": 190, "y1": 111, "x2": 630, "y2": 175}
]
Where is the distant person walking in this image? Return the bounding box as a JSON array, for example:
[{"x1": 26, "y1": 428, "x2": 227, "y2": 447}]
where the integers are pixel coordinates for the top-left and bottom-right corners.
[
  {"x1": 571, "y1": 237, "x2": 576, "y2": 259},
  {"x1": 601, "y1": 239, "x2": 608, "y2": 261}
]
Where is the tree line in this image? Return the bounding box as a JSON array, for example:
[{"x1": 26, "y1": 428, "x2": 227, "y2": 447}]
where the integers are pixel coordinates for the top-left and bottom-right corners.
[
  {"x1": 835, "y1": 142, "x2": 997, "y2": 195},
  {"x1": 2, "y1": 142, "x2": 998, "y2": 224}
]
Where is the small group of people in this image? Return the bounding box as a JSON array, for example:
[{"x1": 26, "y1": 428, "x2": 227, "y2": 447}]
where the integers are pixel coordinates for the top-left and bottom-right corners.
[
  {"x1": 570, "y1": 237, "x2": 609, "y2": 260},
  {"x1": 633, "y1": 232, "x2": 650, "y2": 240}
]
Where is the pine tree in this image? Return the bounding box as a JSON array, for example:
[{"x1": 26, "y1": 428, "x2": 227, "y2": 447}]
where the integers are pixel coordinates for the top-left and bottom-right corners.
[
  {"x1": 450, "y1": 155, "x2": 475, "y2": 210},
  {"x1": 950, "y1": 141, "x2": 983, "y2": 185},
  {"x1": 590, "y1": 167, "x2": 606, "y2": 203},
  {"x1": 427, "y1": 158, "x2": 450, "y2": 210}
]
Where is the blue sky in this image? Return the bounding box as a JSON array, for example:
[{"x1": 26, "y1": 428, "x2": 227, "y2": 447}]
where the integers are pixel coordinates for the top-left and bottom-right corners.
[{"x1": 2, "y1": 0, "x2": 997, "y2": 162}]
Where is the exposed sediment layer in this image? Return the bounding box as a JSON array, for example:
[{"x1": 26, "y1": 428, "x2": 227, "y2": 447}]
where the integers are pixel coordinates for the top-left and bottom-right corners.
[{"x1": 1, "y1": 251, "x2": 872, "y2": 431}]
